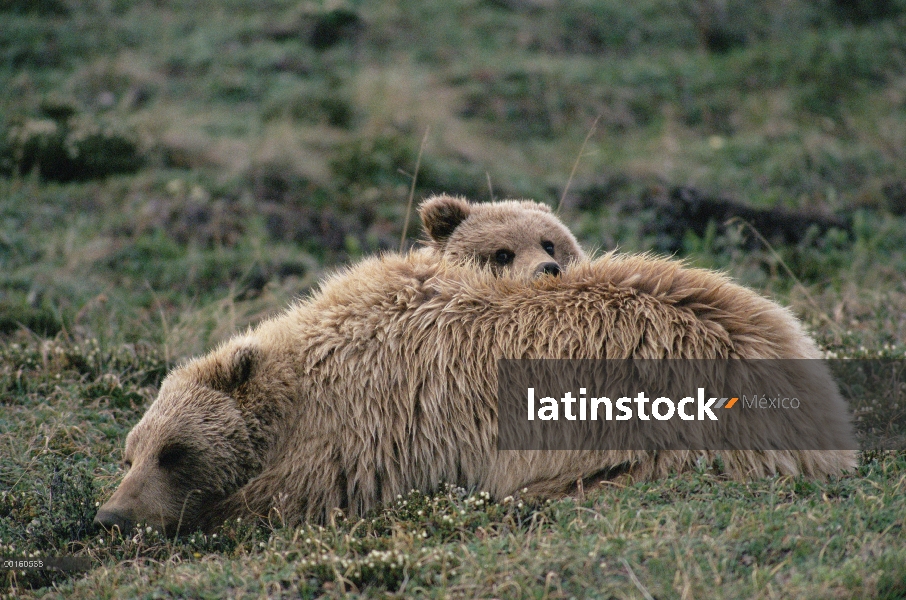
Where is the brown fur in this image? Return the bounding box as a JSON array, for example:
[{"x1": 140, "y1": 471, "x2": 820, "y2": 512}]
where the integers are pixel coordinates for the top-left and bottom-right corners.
[
  {"x1": 418, "y1": 195, "x2": 585, "y2": 278},
  {"x1": 96, "y1": 251, "x2": 856, "y2": 534}
]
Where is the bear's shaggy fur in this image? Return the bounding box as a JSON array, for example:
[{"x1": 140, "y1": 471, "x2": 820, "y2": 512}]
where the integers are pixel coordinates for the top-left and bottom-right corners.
[
  {"x1": 95, "y1": 251, "x2": 856, "y2": 534},
  {"x1": 419, "y1": 195, "x2": 585, "y2": 278}
]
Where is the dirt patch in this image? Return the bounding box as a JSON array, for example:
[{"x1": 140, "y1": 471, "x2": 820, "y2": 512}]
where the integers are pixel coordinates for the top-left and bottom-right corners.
[{"x1": 641, "y1": 186, "x2": 852, "y2": 252}]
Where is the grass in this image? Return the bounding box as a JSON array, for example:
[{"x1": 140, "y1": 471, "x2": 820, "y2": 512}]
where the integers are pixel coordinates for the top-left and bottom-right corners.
[{"x1": 2, "y1": 0, "x2": 906, "y2": 596}]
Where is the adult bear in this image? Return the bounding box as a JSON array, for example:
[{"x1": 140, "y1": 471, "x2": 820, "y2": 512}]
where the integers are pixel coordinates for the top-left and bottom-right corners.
[{"x1": 95, "y1": 250, "x2": 856, "y2": 534}]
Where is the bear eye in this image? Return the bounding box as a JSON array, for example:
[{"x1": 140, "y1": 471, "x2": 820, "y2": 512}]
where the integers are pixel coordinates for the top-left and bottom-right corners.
[
  {"x1": 542, "y1": 241, "x2": 555, "y2": 257},
  {"x1": 158, "y1": 445, "x2": 187, "y2": 469},
  {"x1": 494, "y1": 249, "x2": 514, "y2": 266},
  {"x1": 122, "y1": 459, "x2": 132, "y2": 470}
]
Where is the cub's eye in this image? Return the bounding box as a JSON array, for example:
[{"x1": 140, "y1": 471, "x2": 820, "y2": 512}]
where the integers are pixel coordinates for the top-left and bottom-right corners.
[
  {"x1": 122, "y1": 460, "x2": 132, "y2": 470},
  {"x1": 542, "y1": 241, "x2": 555, "y2": 257},
  {"x1": 158, "y1": 446, "x2": 186, "y2": 469},
  {"x1": 494, "y1": 249, "x2": 514, "y2": 266}
]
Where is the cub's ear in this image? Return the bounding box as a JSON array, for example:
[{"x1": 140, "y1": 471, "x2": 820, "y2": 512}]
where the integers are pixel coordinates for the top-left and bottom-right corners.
[
  {"x1": 418, "y1": 194, "x2": 471, "y2": 247},
  {"x1": 210, "y1": 340, "x2": 259, "y2": 393}
]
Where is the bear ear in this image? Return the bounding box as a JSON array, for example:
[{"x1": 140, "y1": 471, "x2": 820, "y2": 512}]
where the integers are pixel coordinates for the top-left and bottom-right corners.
[
  {"x1": 210, "y1": 341, "x2": 259, "y2": 393},
  {"x1": 418, "y1": 194, "x2": 471, "y2": 246}
]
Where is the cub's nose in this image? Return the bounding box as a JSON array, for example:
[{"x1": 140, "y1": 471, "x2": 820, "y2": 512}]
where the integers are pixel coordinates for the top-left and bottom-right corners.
[
  {"x1": 535, "y1": 262, "x2": 561, "y2": 277},
  {"x1": 93, "y1": 508, "x2": 134, "y2": 534}
]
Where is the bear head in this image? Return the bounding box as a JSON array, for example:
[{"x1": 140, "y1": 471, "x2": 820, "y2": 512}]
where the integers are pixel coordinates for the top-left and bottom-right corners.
[
  {"x1": 418, "y1": 194, "x2": 586, "y2": 279},
  {"x1": 94, "y1": 341, "x2": 263, "y2": 535}
]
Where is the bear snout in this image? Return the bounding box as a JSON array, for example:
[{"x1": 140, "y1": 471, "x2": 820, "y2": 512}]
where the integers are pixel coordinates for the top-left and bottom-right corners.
[
  {"x1": 93, "y1": 507, "x2": 135, "y2": 534},
  {"x1": 535, "y1": 262, "x2": 561, "y2": 277}
]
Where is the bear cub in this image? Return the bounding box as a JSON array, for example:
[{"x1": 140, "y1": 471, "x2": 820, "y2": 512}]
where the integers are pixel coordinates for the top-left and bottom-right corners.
[{"x1": 419, "y1": 194, "x2": 585, "y2": 279}]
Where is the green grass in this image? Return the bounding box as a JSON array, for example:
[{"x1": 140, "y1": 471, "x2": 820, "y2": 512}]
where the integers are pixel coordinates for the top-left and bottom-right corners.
[{"x1": 2, "y1": 0, "x2": 906, "y2": 596}]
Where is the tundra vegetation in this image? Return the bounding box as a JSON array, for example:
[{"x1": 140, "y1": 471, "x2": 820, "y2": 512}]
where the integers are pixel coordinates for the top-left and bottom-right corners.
[{"x1": 1, "y1": 0, "x2": 905, "y2": 597}]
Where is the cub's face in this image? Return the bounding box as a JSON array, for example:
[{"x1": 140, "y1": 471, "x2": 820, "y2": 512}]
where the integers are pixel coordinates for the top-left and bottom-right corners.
[{"x1": 419, "y1": 195, "x2": 586, "y2": 279}]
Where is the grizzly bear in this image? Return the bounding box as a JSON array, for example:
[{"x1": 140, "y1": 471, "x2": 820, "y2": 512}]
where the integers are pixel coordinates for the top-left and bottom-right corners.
[
  {"x1": 418, "y1": 194, "x2": 585, "y2": 278},
  {"x1": 95, "y1": 250, "x2": 857, "y2": 535}
]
